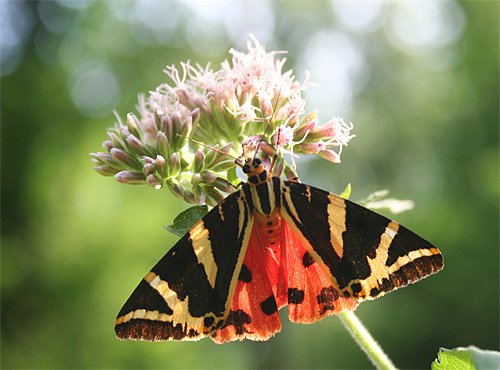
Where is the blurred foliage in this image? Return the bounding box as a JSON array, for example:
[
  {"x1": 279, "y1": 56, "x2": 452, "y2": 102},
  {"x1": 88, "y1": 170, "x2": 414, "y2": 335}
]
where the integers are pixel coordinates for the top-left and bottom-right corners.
[{"x1": 1, "y1": 1, "x2": 498, "y2": 369}]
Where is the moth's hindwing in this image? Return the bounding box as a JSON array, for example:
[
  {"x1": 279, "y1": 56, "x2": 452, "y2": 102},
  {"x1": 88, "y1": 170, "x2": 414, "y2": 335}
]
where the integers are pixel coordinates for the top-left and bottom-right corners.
[
  {"x1": 280, "y1": 180, "x2": 443, "y2": 301},
  {"x1": 115, "y1": 189, "x2": 254, "y2": 341}
]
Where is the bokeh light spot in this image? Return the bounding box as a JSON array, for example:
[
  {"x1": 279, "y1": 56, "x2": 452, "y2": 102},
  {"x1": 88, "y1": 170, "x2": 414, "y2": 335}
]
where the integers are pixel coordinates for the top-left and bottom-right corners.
[{"x1": 70, "y1": 62, "x2": 120, "y2": 117}]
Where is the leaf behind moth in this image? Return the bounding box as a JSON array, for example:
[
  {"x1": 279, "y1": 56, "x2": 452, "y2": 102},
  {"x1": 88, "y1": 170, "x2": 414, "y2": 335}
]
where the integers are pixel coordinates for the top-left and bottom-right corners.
[{"x1": 164, "y1": 205, "x2": 209, "y2": 237}]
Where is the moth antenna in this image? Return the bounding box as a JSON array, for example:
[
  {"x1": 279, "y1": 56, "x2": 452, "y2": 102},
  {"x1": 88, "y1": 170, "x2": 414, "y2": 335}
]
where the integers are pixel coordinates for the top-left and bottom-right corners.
[{"x1": 176, "y1": 134, "x2": 237, "y2": 160}]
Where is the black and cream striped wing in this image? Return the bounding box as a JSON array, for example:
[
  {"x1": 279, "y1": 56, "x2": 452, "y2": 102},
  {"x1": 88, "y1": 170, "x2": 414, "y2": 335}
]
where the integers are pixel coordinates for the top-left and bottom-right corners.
[
  {"x1": 115, "y1": 189, "x2": 254, "y2": 341},
  {"x1": 279, "y1": 180, "x2": 443, "y2": 301}
]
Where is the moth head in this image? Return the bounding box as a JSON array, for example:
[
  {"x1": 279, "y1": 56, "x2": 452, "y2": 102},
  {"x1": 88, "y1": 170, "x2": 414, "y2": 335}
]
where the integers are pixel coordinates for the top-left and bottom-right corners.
[{"x1": 241, "y1": 157, "x2": 268, "y2": 185}]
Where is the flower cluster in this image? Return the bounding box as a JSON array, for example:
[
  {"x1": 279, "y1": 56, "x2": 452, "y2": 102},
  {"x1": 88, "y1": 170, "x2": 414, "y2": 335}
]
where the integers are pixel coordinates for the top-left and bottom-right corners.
[{"x1": 91, "y1": 36, "x2": 355, "y2": 206}]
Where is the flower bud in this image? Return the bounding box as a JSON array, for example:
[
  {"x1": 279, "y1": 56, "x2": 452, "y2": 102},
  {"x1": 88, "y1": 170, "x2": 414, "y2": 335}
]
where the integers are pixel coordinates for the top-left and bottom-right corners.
[
  {"x1": 212, "y1": 159, "x2": 237, "y2": 172},
  {"x1": 127, "y1": 113, "x2": 142, "y2": 140},
  {"x1": 126, "y1": 134, "x2": 151, "y2": 157},
  {"x1": 203, "y1": 144, "x2": 219, "y2": 167},
  {"x1": 155, "y1": 155, "x2": 169, "y2": 179},
  {"x1": 191, "y1": 173, "x2": 202, "y2": 187},
  {"x1": 212, "y1": 142, "x2": 234, "y2": 166},
  {"x1": 317, "y1": 148, "x2": 341, "y2": 163},
  {"x1": 176, "y1": 89, "x2": 194, "y2": 108},
  {"x1": 183, "y1": 189, "x2": 197, "y2": 205},
  {"x1": 154, "y1": 103, "x2": 164, "y2": 131},
  {"x1": 142, "y1": 156, "x2": 155, "y2": 164},
  {"x1": 146, "y1": 174, "x2": 162, "y2": 189},
  {"x1": 156, "y1": 131, "x2": 169, "y2": 159},
  {"x1": 302, "y1": 109, "x2": 318, "y2": 126},
  {"x1": 174, "y1": 115, "x2": 192, "y2": 151},
  {"x1": 284, "y1": 165, "x2": 298, "y2": 180},
  {"x1": 259, "y1": 91, "x2": 274, "y2": 120},
  {"x1": 161, "y1": 114, "x2": 173, "y2": 140},
  {"x1": 142, "y1": 163, "x2": 155, "y2": 176},
  {"x1": 108, "y1": 132, "x2": 125, "y2": 151},
  {"x1": 294, "y1": 115, "x2": 318, "y2": 141},
  {"x1": 166, "y1": 179, "x2": 184, "y2": 199},
  {"x1": 90, "y1": 152, "x2": 124, "y2": 171},
  {"x1": 102, "y1": 140, "x2": 114, "y2": 152},
  {"x1": 203, "y1": 186, "x2": 225, "y2": 206},
  {"x1": 272, "y1": 160, "x2": 284, "y2": 178},
  {"x1": 110, "y1": 148, "x2": 142, "y2": 170},
  {"x1": 93, "y1": 165, "x2": 118, "y2": 176},
  {"x1": 168, "y1": 152, "x2": 181, "y2": 178},
  {"x1": 171, "y1": 113, "x2": 181, "y2": 137},
  {"x1": 193, "y1": 149, "x2": 204, "y2": 173},
  {"x1": 296, "y1": 141, "x2": 323, "y2": 154},
  {"x1": 115, "y1": 171, "x2": 145, "y2": 185},
  {"x1": 211, "y1": 177, "x2": 236, "y2": 193},
  {"x1": 200, "y1": 170, "x2": 217, "y2": 184},
  {"x1": 259, "y1": 141, "x2": 276, "y2": 157},
  {"x1": 119, "y1": 126, "x2": 131, "y2": 141},
  {"x1": 192, "y1": 185, "x2": 206, "y2": 205},
  {"x1": 190, "y1": 108, "x2": 201, "y2": 127}
]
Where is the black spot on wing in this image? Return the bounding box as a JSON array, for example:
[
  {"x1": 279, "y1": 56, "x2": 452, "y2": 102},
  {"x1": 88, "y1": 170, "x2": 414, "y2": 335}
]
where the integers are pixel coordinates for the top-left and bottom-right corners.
[
  {"x1": 370, "y1": 287, "x2": 381, "y2": 297},
  {"x1": 203, "y1": 316, "x2": 215, "y2": 328},
  {"x1": 221, "y1": 309, "x2": 252, "y2": 335},
  {"x1": 317, "y1": 286, "x2": 339, "y2": 314},
  {"x1": 317, "y1": 286, "x2": 339, "y2": 305},
  {"x1": 288, "y1": 288, "x2": 305, "y2": 304},
  {"x1": 260, "y1": 295, "x2": 278, "y2": 316},
  {"x1": 302, "y1": 251, "x2": 315, "y2": 268},
  {"x1": 238, "y1": 263, "x2": 252, "y2": 283},
  {"x1": 350, "y1": 282, "x2": 362, "y2": 297}
]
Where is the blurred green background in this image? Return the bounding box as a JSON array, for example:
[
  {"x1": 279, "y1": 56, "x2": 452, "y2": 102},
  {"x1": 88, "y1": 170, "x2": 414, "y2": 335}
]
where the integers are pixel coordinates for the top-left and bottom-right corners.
[{"x1": 2, "y1": 1, "x2": 498, "y2": 369}]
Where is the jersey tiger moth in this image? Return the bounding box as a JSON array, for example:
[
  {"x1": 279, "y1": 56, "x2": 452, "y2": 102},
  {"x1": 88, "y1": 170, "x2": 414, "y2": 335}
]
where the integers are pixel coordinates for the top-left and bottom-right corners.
[{"x1": 115, "y1": 156, "x2": 443, "y2": 344}]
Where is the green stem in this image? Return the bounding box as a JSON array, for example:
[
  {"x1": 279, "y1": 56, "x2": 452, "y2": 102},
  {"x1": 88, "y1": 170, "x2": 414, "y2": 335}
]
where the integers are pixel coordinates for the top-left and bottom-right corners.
[{"x1": 339, "y1": 311, "x2": 397, "y2": 370}]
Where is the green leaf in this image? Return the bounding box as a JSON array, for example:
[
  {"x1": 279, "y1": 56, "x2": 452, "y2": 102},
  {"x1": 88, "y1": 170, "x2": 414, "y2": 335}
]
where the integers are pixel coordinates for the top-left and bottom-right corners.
[
  {"x1": 432, "y1": 346, "x2": 500, "y2": 370},
  {"x1": 227, "y1": 166, "x2": 240, "y2": 187},
  {"x1": 339, "y1": 183, "x2": 351, "y2": 200},
  {"x1": 164, "y1": 205, "x2": 209, "y2": 237},
  {"x1": 433, "y1": 347, "x2": 475, "y2": 370}
]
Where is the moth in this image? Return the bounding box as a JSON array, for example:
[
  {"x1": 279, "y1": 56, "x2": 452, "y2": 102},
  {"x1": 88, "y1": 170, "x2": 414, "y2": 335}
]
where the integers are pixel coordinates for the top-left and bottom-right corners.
[{"x1": 115, "y1": 156, "x2": 443, "y2": 344}]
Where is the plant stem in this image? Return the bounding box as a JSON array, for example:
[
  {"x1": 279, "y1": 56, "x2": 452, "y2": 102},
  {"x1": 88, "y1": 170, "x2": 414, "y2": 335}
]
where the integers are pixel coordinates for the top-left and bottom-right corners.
[{"x1": 339, "y1": 311, "x2": 397, "y2": 370}]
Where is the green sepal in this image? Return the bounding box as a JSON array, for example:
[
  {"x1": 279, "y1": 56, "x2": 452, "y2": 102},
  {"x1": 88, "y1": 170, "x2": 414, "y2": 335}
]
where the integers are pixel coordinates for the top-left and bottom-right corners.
[{"x1": 164, "y1": 205, "x2": 209, "y2": 237}]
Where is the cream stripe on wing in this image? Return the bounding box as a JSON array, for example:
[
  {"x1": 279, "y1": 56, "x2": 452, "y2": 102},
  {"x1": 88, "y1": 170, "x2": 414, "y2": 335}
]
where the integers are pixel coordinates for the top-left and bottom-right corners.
[
  {"x1": 327, "y1": 194, "x2": 347, "y2": 259},
  {"x1": 144, "y1": 271, "x2": 205, "y2": 331},
  {"x1": 190, "y1": 221, "x2": 218, "y2": 289},
  {"x1": 361, "y1": 220, "x2": 399, "y2": 291},
  {"x1": 388, "y1": 247, "x2": 441, "y2": 274}
]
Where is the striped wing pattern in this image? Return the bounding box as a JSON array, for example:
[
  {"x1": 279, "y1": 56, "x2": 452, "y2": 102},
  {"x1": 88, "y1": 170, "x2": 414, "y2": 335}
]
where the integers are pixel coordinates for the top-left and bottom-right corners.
[
  {"x1": 115, "y1": 189, "x2": 254, "y2": 341},
  {"x1": 281, "y1": 181, "x2": 443, "y2": 300},
  {"x1": 115, "y1": 172, "x2": 443, "y2": 343}
]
